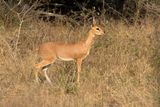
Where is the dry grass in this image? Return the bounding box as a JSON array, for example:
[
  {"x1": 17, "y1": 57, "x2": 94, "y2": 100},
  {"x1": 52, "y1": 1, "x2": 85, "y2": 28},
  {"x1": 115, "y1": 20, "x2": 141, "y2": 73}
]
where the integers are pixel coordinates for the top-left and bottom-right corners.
[{"x1": 0, "y1": 18, "x2": 159, "y2": 107}]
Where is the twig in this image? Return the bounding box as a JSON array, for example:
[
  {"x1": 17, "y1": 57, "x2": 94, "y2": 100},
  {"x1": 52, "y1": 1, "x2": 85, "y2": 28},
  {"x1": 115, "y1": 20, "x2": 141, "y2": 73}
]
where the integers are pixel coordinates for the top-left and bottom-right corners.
[
  {"x1": 15, "y1": 1, "x2": 38, "y2": 50},
  {"x1": 2, "y1": 0, "x2": 38, "y2": 51},
  {"x1": 36, "y1": 11, "x2": 66, "y2": 19}
]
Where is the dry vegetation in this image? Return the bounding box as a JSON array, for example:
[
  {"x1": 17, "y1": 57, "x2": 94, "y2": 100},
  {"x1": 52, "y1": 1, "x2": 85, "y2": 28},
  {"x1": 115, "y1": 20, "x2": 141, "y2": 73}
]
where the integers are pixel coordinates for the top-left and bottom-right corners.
[
  {"x1": 0, "y1": 1, "x2": 160, "y2": 106},
  {"x1": 0, "y1": 17, "x2": 159, "y2": 107}
]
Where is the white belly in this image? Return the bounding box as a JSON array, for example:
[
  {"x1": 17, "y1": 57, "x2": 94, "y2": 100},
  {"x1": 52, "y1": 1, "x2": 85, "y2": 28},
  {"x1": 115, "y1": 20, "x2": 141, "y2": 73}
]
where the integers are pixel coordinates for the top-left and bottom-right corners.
[{"x1": 58, "y1": 56, "x2": 74, "y2": 61}]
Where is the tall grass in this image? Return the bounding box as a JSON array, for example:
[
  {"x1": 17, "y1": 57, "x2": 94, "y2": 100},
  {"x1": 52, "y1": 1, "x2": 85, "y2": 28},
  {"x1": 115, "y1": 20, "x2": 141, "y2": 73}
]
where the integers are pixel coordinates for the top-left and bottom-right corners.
[{"x1": 0, "y1": 17, "x2": 159, "y2": 107}]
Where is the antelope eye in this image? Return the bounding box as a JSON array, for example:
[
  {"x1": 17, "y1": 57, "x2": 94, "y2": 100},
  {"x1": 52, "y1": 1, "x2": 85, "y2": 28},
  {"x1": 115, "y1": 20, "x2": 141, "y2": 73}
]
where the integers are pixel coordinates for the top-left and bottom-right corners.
[{"x1": 96, "y1": 28, "x2": 100, "y2": 30}]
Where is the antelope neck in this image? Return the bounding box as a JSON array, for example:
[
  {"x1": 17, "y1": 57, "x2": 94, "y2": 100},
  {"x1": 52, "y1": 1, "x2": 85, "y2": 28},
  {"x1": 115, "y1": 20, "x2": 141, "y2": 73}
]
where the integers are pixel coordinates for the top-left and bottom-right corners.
[{"x1": 85, "y1": 30, "x2": 95, "y2": 48}]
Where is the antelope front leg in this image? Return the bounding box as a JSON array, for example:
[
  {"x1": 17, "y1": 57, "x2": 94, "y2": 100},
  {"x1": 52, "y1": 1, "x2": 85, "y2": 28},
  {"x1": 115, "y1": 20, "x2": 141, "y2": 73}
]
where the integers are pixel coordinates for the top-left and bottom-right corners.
[{"x1": 76, "y1": 59, "x2": 82, "y2": 83}]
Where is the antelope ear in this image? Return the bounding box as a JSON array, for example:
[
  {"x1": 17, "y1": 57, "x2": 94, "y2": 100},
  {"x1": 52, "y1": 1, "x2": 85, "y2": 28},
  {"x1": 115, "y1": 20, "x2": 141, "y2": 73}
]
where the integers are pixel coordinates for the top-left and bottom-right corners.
[{"x1": 92, "y1": 17, "x2": 96, "y2": 26}]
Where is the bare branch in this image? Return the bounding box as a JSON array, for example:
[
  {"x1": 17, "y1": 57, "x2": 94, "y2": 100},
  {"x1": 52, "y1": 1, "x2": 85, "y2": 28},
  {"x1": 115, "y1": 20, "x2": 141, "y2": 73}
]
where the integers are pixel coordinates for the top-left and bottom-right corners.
[
  {"x1": 14, "y1": 0, "x2": 39, "y2": 51},
  {"x1": 2, "y1": 0, "x2": 39, "y2": 51},
  {"x1": 36, "y1": 11, "x2": 66, "y2": 19},
  {"x1": 2, "y1": 0, "x2": 22, "y2": 14}
]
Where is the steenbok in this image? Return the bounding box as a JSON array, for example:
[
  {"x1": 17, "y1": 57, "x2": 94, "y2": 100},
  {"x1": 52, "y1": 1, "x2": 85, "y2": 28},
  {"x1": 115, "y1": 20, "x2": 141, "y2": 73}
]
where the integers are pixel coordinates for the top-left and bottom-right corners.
[{"x1": 35, "y1": 18, "x2": 105, "y2": 84}]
